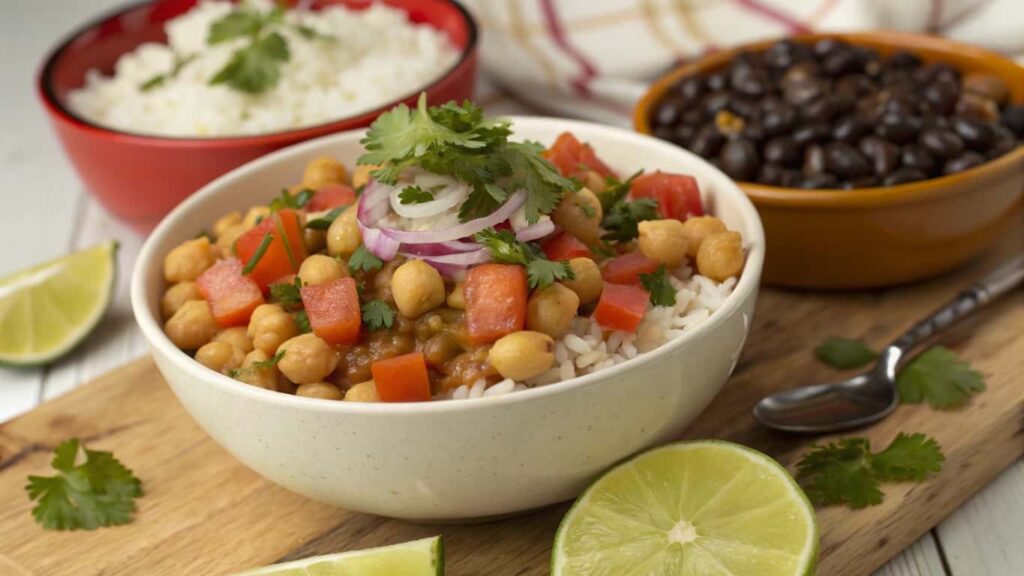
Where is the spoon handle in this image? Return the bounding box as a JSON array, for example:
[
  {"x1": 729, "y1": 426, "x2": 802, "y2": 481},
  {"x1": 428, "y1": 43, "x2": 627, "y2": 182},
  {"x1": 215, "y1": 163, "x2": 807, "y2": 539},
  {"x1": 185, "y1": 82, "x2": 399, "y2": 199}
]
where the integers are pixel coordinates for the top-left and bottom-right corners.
[{"x1": 891, "y1": 256, "x2": 1024, "y2": 352}]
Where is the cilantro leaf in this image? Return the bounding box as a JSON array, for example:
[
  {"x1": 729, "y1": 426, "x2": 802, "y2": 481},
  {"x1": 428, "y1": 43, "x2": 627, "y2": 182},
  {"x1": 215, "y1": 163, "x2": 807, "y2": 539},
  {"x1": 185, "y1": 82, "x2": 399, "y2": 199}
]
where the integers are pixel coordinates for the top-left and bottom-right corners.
[
  {"x1": 871, "y1": 433, "x2": 945, "y2": 481},
  {"x1": 814, "y1": 337, "x2": 879, "y2": 370},
  {"x1": 270, "y1": 277, "x2": 303, "y2": 308},
  {"x1": 229, "y1": 350, "x2": 285, "y2": 378},
  {"x1": 241, "y1": 233, "x2": 273, "y2": 274},
  {"x1": 293, "y1": 310, "x2": 311, "y2": 333},
  {"x1": 504, "y1": 141, "x2": 574, "y2": 223},
  {"x1": 208, "y1": 8, "x2": 264, "y2": 44},
  {"x1": 398, "y1": 185, "x2": 438, "y2": 205},
  {"x1": 597, "y1": 170, "x2": 643, "y2": 214},
  {"x1": 25, "y1": 439, "x2": 143, "y2": 531},
  {"x1": 139, "y1": 54, "x2": 196, "y2": 92},
  {"x1": 348, "y1": 245, "x2": 383, "y2": 273},
  {"x1": 269, "y1": 188, "x2": 314, "y2": 212},
  {"x1": 796, "y1": 433, "x2": 944, "y2": 509},
  {"x1": 602, "y1": 198, "x2": 659, "y2": 243},
  {"x1": 896, "y1": 346, "x2": 985, "y2": 409},
  {"x1": 362, "y1": 300, "x2": 394, "y2": 331},
  {"x1": 210, "y1": 31, "x2": 290, "y2": 94},
  {"x1": 474, "y1": 228, "x2": 573, "y2": 289},
  {"x1": 639, "y1": 265, "x2": 677, "y2": 307},
  {"x1": 305, "y1": 206, "x2": 347, "y2": 230}
]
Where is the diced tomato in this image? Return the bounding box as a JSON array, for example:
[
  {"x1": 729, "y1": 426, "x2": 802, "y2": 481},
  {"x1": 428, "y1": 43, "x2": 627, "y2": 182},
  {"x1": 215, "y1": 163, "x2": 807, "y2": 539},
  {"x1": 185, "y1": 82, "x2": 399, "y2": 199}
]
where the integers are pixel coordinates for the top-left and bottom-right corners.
[
  {"x1": 464, "y1": 264, "x2": 528, "y2": 345},
  {"x1": 629, "y1": 171, "x2": 704, "y2": 221},
  {"x1": 306, "y1": 184, "x2": 356, "y2": 212},
  {"x1": 593, "y1": 283, "x2": 649, "y2": 333},
  {"x1": 602, "y1": 252, "x2": 660, "y2": 285},
  {"x1": 542, "y1": 232, "x2": 591, "y2": 261},
  {"x1": 371, "y1": 352, "x2": 432, "y2": 402},
  {"x1": 234, "y1": 209, "x2": 307, "y2": 290},
  {"x1": 300, "y1": 277, "x2": 361, "y2": 346},
  {"x1": 196, "y1": 258, "x2": 265, "y2": 327},
  {"x1": 543, "y1": 132, "x2": 616, "y2": 179}
]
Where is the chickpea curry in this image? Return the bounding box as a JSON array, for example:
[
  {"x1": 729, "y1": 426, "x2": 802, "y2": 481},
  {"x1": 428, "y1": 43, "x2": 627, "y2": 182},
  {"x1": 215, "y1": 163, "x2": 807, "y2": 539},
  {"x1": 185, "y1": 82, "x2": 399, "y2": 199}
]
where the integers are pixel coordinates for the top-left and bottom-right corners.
[{"x1": 161, "y1": 96, "x2": 746, "y2": 403}]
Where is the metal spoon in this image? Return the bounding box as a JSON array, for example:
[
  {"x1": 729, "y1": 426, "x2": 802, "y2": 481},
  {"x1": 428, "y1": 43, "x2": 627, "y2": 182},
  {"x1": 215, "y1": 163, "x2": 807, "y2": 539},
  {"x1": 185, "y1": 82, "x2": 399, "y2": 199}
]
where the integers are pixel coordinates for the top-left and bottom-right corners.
[{"x1": 754, "y1": 255, "x2": 1024, "y2": 434}]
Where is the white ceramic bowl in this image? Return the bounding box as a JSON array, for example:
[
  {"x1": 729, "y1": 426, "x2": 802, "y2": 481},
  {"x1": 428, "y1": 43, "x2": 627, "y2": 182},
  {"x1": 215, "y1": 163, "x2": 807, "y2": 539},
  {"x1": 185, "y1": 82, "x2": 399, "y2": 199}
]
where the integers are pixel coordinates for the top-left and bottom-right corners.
[{"x1": 131, "y1": 117, "x2": 765, "y2": 521}]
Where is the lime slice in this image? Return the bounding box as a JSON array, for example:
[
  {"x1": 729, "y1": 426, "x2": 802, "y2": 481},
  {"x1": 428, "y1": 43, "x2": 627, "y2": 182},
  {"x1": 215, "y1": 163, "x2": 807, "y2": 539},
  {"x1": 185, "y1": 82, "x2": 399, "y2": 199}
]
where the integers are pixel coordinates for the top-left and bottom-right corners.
[
  {"x1": 0, "y1": 241, "x2": 118, "y2": 366},
  {"x1": 553, "y1": 441, "x2": 818, "y2": 576},
  {"x1": 233, "y1": 536, "x2": 443, "y2": 576}
]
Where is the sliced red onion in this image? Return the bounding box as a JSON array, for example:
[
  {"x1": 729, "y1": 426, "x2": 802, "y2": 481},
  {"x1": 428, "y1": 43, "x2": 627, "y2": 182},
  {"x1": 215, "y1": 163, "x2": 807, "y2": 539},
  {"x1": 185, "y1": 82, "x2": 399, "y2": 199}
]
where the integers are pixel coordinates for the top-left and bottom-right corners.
[
  {"x1": 358, "y1": 220, "x2": 401, "y2": 260},
  {"x1": 379, "y1": 190, "x2": 526, "y2": 244},
  {"x1": 389, "y1": 180, "x2": 469, "y2": 220},
  {"x1": 400, "y1": 240, "x2": 480, "y2": 256},
  {"x1": 402, "y1": 248, "x2": 491, "y2": 266},
  {"x1": 515, "y1": 217, "x2": 555, "y2": 242}
]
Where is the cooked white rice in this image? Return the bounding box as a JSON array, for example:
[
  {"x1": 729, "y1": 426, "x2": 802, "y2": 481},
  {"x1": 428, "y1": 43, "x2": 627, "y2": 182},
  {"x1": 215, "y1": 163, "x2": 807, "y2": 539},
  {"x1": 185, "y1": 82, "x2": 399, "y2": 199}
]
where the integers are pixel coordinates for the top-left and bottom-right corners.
[
  {"x1": 439, "y1": 265, "x2": 738, "y2": 400},
  {"x1": 67, "y1": 0, "x2": 459, "y2": 137}
]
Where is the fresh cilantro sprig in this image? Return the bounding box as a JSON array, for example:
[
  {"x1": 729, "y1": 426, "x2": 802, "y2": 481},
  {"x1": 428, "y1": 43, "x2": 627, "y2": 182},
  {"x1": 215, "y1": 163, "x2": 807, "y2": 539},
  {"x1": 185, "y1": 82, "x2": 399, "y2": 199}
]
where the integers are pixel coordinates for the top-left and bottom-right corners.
[
  {"x1": 25, "y1": 439, "x2": 143, "y2": 531},
  {"x1": 269, "y1": 188, "x2": 314, "y2": 212},
  {"x1": 358, "y1": 94, "x2": 576, "y2": 223},
  {"x1": 602, "y1": 198, "x2": 659, "y2": 243},
  {"x1": 596, "y1": 170, "x2": 643, "y2": 214},
  {"x1": 815, "y1": 337, "x2": 879, "y2": 370},
  {"x1": 639, "y1": 265, "x2": 677, "y2": 307},
  {"x1": 293, "y1": 310, "x2": 311, "y2": 333},
  {"x1": 270, "y1": 277, "x2": 303, "y2": 308},
  {"x1": 362, "y1": 300, "x2": 395, "y2": 331},
  {"x1": 228, "y1": 350, "x2": 285, "y2": 378},
  {"x1": 305, "y1": 206, "x2": 347, "y2": 230},
  {"x1": 474, "y1": 228, "x2": 573, "y2": 289},
  {"x1": 398, "y1": 185, "x2": 441, "y2": 205},
  {"x1": 348, "y1": 245, "x2": 383, "y2": 273},
  {"x1": 814, "y1": 338, "x2": 985, "y2": 408},
  {"x1": 796, "y1": 433, "x2": 944, "y2": 509}
]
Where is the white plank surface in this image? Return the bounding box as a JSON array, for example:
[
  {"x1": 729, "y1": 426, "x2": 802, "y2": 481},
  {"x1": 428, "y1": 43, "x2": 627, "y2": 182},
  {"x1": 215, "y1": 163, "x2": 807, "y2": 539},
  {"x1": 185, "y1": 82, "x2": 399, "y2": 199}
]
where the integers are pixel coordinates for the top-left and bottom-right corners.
[{"x1": 0, "y1": 2, "x2": 1020, "y2": 575}]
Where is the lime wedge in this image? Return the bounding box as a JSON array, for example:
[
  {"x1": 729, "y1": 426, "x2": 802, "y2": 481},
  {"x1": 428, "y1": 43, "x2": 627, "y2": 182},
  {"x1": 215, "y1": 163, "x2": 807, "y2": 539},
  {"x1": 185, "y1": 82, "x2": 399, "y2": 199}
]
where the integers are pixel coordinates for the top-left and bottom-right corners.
[
  {"x1": 553, "y1": 441, "x2": 818, "y2": 576},
  {"x1": 0, "y1": 241, "x2": 118, "y2": 366},
  {"x1": 233, "y1": 536, "x2": 443, "y2": 576}
]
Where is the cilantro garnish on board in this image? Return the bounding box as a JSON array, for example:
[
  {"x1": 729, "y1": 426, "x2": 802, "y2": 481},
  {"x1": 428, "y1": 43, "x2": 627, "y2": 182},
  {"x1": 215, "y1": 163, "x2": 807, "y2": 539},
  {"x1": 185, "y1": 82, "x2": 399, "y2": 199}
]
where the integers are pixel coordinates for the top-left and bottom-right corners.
[
  {"x1": 358, "y1": 94, "x2": 576, "y2": 223},
  {"x1": 25, "y1": 439, "x2": 143, "y2": 531},
  {"x1": 815, "y1": 337, "x2": 879, "y2": 370},
  {"x1": 474, "y1": 228, "x2": 574, "y2": 289},
  {"x1": 796, "y1": 433, "x2": 944, "y2": 509}
]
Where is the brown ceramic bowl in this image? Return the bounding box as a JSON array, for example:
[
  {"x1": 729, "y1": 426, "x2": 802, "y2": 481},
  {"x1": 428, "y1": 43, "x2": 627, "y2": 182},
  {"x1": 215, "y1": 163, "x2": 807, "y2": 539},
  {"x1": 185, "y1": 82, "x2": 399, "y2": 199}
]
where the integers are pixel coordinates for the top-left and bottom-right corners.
[{"x1": 636, "y1": 31, "x2": 1024, "y2": 289}]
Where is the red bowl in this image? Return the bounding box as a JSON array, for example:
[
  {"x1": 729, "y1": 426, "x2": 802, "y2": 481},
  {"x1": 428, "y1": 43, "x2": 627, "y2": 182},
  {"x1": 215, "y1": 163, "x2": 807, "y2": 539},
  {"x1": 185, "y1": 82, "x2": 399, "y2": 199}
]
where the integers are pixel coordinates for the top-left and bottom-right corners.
[{"x1": 38, "y1": 0, "x2": 478, "y2": 233}]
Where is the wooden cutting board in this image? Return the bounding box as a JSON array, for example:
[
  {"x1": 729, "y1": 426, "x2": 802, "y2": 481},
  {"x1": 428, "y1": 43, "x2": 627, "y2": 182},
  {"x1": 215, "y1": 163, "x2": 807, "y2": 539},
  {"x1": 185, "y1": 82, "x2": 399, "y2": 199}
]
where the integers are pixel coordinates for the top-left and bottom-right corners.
[{"x1": 1, "y1": 225, "x2": 1021, "y2": 576}]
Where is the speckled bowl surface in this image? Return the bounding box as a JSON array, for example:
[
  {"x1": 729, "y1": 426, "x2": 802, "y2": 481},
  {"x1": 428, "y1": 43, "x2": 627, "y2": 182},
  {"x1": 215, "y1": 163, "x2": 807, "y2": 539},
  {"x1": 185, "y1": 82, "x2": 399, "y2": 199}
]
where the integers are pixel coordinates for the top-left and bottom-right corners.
[{"x1": 131, "y1": 118, "x2": 765, "y2": 520}]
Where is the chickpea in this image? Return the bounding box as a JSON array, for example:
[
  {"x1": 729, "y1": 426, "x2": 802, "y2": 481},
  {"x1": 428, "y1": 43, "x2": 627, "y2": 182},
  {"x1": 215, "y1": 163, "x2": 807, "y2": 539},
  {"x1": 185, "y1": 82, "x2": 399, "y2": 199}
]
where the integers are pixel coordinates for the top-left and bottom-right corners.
[
  {"x1": 165, "y1": 300, "x2": 219, "y2": 350},
  {"x1": 680, "y1": 216, "x2": 727, "y2": 258},
  {"x1": 326, "y1": 206, "x2": 361, "y2": 258},
  {"x1": 213, "y1": 327, "x2": 254, "y2": 354},
  {"x1": 236, "y1": 349, "x2": 282, "y2": 391},
  {"x1": 298, "y1": 254, "x2": 347, "y2": 286},
  {"x1": 446, "y1": 282, "x2": 465, "y2": 309},
  {"x1": 527, "y1": 283, "x2": 580, "y2": 337},
  {"x1": 488, "y1": 331, "x2": 555, "y2": 381},
  {"x1": 423, "y1": 332, "x2": 463, "y2": 366},
  {"x1": 562, "y1": 258, "x2": 603, "y2": 304},
  {"x1": 304, "y1": 228, "x2": 326, "y2": 254},
  {"x1": 352, "y1": 163, "x2": 379, "y2": 190},
  {"x1": 345, "y1": 380, "x2": 380, "y2": 402},
  {"x1": 248, "y1": 304, "x2": 299, "y2": 355},
  {"x1": 552, "y1": 187, "x2": 603, "y2": 245},
  {"x1": 296, "y1": 382, "x2": 345, "y2": 400},
  {"x1": 195, "y1": 341, "x2": 245, "y2": 374},
  {"x1": 213, "y1": 211, "x2": 242, "y2": 239},
  {"x1": 696, "y1": 231, "x2": 745, "y2": 282},
  {"x1": 161, "y1": 281, "x2": 202, "y2": 319},
  {"x1": 277, "y1": 333, "x2": 340, "y2": 385},
  {"x1": 391, "y1": 259, "x2": 445, "y2": 318},
  {"x1": 583, "y1": 170, "x2": 607, "y2": 194},
  {"x1": 215, "y1": 224, "x2": 246, "y2": 258},
  {"x1": 163, "y1": 237, "x2": 215, "y2": 283},
  {"x1": 638, "y1": 219, "x2": 689, "y2": 268},
  {"x1": 302, "y1": 157, "x2": 347, "y2": 190},
  {"x1": 242, "y1": 206, "x2": 271, "y2": 230}
]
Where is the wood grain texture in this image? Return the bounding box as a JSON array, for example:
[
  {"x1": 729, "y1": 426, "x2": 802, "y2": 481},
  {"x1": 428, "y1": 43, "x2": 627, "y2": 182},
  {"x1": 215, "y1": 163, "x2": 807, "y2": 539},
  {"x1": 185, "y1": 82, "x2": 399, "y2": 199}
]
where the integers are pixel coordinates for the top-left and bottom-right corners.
[{"x1": 1, "y1": 227, "x2": 1020, "y2": 575}]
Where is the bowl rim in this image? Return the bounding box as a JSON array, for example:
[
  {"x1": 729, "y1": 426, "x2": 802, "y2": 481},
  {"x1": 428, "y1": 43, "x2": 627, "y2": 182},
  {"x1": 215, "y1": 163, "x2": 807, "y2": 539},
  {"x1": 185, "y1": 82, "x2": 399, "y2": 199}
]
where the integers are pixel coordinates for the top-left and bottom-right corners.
[
  {"x1": 36, "y1": 0, "x2": 478, "y2": 146},
  {"x1": 634, "y1": 30, "x2": 1024, "y2": 210},
  {"x1": 131, "y1": 116, "x2": 766, "y2": 415}
]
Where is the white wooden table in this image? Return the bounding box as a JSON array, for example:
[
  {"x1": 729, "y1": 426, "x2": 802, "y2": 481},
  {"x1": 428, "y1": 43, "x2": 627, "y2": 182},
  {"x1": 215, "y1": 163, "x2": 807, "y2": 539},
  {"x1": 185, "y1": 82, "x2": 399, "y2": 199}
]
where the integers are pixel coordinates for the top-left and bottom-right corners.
[{"x1": 1, "y1": 2, "x2": 1021, "y2": 574}]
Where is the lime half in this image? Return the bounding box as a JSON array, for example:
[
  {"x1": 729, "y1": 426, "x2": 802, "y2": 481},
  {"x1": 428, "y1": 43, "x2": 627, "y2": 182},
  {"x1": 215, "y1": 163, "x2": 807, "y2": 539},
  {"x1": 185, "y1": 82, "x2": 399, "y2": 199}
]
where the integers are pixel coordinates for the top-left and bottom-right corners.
[
  {"x1": 0, "y1": 241, "x2": 118, "y2": 366},
  {"x1": 233, "y1": 536, "x2": 443, "y2": 576},
  {"x1": 553, "y1": 441, "x2": 818, "y2": 576}
]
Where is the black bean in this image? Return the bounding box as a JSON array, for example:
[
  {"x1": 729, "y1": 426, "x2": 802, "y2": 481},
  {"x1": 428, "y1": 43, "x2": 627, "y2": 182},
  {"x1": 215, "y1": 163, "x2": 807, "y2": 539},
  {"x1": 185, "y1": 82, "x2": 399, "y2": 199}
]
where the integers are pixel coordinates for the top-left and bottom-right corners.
[
  {"x1": 800, "y1": 173, "x2": 840, "y2": 189},
  {"x1": 900, "y1": 144, "x2": 938, "y2": 175},
  {"x1": 848, "y1": 176, "x2": 881, "y2": 188},
  {"x1": 731, "y1": 67, "x2": 769, "y2": 98},
  {"x1": 1000, "y1": 105, "x2": 1024, "y2": 137},
  {"x1": 943, "y1": 152, "x2": 986, "y2": 175},
  {"x1": 859, "y1": 136, "x2": 901, "y2": 176},
  {"x1": 764, "y1": 40, "x2": 810, "y2": 69},
  {"x1": 888, "y1": 51, "x2": 921, "y2": 69},
  {"x1": 883, "y1": 168, "x2": 928, "y2": 185},
  {"x1": 706, "y1": 70, "x2": 728, "y2": 91},
  {"x1": 702, "y1": 91, "x2": 732, "y2": 117},
  {"x1": 988, "y1": 125, "x2": 1018, "y2": 158},
  {"x1": 682, "y1": 108, "x2": 704, "y2": 125},
  {"x1": 782, "y1": 61, "x2": 820, "y2": 86},
  {"x1": 951, "y1": 117, "x2": 995, "y2": 152},
  {"x1": 824, "y1": 142, "x2": 872, "y2": 179},
  {"x1": 835, "y1": 74, "x2": 873, "y2": 98},
  {"x1": 652, "y1": 95, "x2": 686, "y2": 127},
  {"x1": 674, "y1": 76, "x2": 705, "y2": 101},
  {"x1": 881, "y1": 95, "x2": 919, "y2": 117},
  {"x1": 758, "y1": 163, "x2": 786, "y2": 185},
  {"x1": 718, "y1": 138, "x2": 761, "y2": 180},
  {"x1": 812, "y1": 38, "x2": 847, "y2": 59},
  {"x1": 803, "y1": 145, "x2": 827, "y2": 175},
  {"x1": 874, "y1": 112, "x2": 920, "y2": 144},
  {"x1": 764, "y1": 137, "x2": 802, "y2": 167},
  {"x1": 689, "y1": 126, "x2": 725, "y2": 157},
  {"x1": 919, "y1": 128, "x2": 965, "y2": 159},
  {"x1": 742, "y1": 121, "x2": 766, "y2": 143},
  {"x1": 832, "y1": 116, "x2": 869, "y2": 143},
  {"x1": 785, "y1": 79, "x2": 827, "y2": 106},
  {"x1": 780, "y1": 169, "x2": 804, "y2": 187},
  {"x1": 955, "y1": 93, "x2": 999, "y2": 121},
  {"x1": 803, "y1": 97, "x2": 836, "y2": 124},
  {"x1": 728, "y1": 97, "x2": 760, "y2": 119},
  {"x1": 823, "y1": 48, "x2": 864, "y2": 76},
  {"x1": 792, "y1": 123, "x2": 831, "y2": 146},
  {"x1": 922, "y1": 79, "x2": 959, "y2": 115},
  {"x1": 762, "y1": 104, "x2": 798, "y2": 137},
  {"x1": 669, "y1": 124, "x2": 698, "y2": 146},
  {"x1": 831, "y1": 92, "x2": 857, "y2": 116}
]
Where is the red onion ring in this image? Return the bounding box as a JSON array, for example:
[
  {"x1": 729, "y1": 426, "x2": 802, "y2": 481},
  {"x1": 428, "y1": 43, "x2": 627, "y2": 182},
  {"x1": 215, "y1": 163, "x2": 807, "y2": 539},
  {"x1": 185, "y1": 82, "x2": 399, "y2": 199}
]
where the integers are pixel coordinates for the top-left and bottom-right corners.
[
  {"x1": 514, "y1": 218, "x2": 556, "y2": 242},
  {"x1": 378, "y1": 190, "x2": 526, "y2": 244}
]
